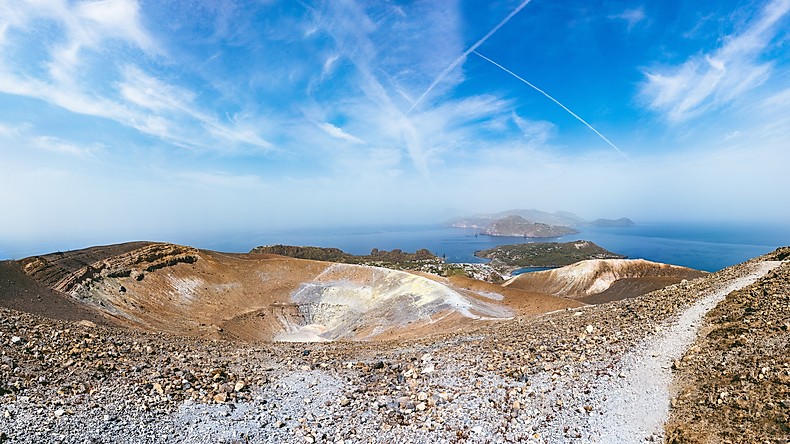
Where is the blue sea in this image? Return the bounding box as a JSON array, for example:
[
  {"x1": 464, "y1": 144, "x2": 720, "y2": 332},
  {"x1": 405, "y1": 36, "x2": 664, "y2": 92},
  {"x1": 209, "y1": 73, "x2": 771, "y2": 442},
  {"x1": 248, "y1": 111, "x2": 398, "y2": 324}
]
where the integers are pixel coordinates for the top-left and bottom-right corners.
[
  {"x1": 3, "y1": 222, "x2": 788, "y2": 272},
  {"x1": 188, "y1": 222, "x2": 789, "y2": 272}
]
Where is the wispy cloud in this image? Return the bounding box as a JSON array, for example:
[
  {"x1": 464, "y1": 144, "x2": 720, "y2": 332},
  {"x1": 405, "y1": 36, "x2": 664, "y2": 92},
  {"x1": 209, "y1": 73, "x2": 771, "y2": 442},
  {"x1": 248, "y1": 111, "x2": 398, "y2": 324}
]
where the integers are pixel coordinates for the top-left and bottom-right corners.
[
  {"x1": 306, "y1": 0, "x2": 469, "y2": 179},
  {"x1": 407, "y1": 0, "x2": 533, "y2": 113},
  {"x1": 0, "y1": 123, "x2": 100, "y2": 159},
  {"x1": 0, "y1": 0, "x2": 271, "y2": 153},
  {"x1": 512, "y1": 114, "x2": 555, "y2": 145},
  {"x1": 640, "y1": 0, "x2": 790, "y2": 122},
  {"x1": 318, "y1": 122, "x2": 365, "y2": 144},
  {"x1": 610, "y1": 7, "x2": 646, "y2": 31}
]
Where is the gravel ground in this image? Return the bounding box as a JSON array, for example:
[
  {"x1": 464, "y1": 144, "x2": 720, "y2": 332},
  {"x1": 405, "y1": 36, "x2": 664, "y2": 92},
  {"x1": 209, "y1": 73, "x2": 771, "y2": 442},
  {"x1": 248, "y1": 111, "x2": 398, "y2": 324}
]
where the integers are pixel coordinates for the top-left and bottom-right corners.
[
  {"x1": 1, "y1": 251, "x2": 787, "y2": 443},
  {"x1": 665, "y1": 248, "x2": 790, "y2": 443}
]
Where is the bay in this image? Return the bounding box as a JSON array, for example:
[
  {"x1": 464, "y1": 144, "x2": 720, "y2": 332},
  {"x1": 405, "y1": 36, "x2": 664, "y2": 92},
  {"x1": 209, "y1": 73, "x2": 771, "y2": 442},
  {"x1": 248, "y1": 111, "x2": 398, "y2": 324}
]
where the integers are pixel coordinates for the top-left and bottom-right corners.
[
  {"x1": 4, "y1": 222, "x2": 787, "y2": 273},
  {"x1": 192, "y1": 222, "x2": 789, "y2": 272}
]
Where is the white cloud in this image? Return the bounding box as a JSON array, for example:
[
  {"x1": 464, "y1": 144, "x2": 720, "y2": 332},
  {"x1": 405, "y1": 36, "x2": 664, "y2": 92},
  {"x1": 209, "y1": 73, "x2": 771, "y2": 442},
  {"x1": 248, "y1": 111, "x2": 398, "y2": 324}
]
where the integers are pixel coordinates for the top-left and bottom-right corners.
[
  {"x1": 321, "y1": 54, "x2": 340, "y2": 79},
  {"x1": 118, "y1": 66, "x2": 196, "y2": 113},
  {"x1": 0, "y1": 1, "x2": 272, "y2": 154},
  {"x1": 310, "y1": 0, "x2": 468, "y2": 179},
  {"x1": 75, "y1": 0, "x2": 155, "y2": 50},
  {"x1": 512, "y1": 113, "x2": 555, "y2": 145},
  {"x1": 0, "y1": 0, "x2": 158, "y2": 83},
  {"x1": 318, "y1": 122, "x2": 365, "y2": 144},
  {"x1": 641, "y1": 0, "x2": 790, "y2": 122}
]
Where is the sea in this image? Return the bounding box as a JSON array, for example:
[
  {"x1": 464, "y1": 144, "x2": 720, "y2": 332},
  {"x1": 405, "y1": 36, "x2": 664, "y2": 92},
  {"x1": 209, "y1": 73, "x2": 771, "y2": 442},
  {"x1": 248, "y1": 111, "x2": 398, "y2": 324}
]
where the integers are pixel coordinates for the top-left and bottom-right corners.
[
  {"x1": 188, "y1": 222, "x2": 789, "y2": 273},
  {"x1": 3, "y1": 222, "x2": 788, "y2": 273}
]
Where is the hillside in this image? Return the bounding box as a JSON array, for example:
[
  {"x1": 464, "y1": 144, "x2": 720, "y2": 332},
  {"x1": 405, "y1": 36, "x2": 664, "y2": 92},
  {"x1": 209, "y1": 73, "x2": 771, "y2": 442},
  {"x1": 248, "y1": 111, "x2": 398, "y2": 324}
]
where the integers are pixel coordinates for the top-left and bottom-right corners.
[
  {"x1": 665, "y1": 247, "x2": 790, "y2": 442},
  {"x1": 504, "y1": 258, "x2": 707, "y2": 302},
  {"x1": 250, "y1": 245, "x2": 438, "y2": 265},
  {"x1": 1, "y1": 242, "x2": 578, "y2": 343}
]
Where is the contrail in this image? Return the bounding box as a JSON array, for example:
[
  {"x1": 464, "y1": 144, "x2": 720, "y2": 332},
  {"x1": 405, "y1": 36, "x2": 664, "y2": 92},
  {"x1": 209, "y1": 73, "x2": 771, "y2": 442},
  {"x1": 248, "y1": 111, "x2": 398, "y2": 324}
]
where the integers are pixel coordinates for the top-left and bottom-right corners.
[
  {"x1": 473, "y1": 51, "x2": 629, "y2": 160},
  {"x1": 407, "y1": 0, "x2": 533, "y2": 114}
]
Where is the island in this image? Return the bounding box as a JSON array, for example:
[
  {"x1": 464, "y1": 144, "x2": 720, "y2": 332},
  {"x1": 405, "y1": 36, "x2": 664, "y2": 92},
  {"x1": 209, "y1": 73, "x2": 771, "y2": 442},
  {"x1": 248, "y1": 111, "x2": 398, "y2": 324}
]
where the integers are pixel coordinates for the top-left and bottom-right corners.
[
  {"x1": 589, "y1": 217, "x2": 635, "y2": 227},
  {"x1": 482, "y1": 215, "x2": 579, "y2": 238},
  {"x1": 447, "y1": 209, "x2": 635, "y2": 238},
  {"x1": 474, "y1": 240, "x2": 626, "y2": 274}
]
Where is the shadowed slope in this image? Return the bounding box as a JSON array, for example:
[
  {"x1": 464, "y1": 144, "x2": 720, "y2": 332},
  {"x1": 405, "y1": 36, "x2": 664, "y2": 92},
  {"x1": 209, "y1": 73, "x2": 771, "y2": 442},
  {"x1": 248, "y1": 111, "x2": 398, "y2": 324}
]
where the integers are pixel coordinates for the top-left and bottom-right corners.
[{"x1": 0, "y1": 261, "x2": 119, "y2": 327}]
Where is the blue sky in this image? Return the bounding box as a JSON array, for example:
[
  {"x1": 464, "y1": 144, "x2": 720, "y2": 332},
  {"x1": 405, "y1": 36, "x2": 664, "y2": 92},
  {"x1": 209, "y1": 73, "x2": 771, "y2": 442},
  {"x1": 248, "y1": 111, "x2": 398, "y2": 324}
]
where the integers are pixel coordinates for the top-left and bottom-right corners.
[{"x1": 1, "y1": 0, "x2": 789, "y2": 254}]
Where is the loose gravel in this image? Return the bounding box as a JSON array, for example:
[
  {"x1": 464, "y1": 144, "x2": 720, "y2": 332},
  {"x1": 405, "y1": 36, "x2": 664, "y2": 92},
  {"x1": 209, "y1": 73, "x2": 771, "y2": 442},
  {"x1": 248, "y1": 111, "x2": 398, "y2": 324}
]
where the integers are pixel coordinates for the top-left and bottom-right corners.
[{"x1": 1, "y1": 252, "x2": 787, "y2": 443}]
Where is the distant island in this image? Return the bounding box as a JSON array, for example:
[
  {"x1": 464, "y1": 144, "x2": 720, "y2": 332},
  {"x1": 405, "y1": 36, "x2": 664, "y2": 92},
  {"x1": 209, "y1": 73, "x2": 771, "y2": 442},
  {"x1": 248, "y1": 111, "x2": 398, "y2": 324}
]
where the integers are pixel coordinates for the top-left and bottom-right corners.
[
  {"x1": 446, "y1": 209, "x2": 634, "y2": 238},
  {"x1": 475, "y1": 240, "x2": 627, "y2": 274},
  {"x1": 589, "y1": 217, "x2": 635, "y2": 227},
  {"x1": 482, "y1": 215, "x2": 579, "y2": 238}
]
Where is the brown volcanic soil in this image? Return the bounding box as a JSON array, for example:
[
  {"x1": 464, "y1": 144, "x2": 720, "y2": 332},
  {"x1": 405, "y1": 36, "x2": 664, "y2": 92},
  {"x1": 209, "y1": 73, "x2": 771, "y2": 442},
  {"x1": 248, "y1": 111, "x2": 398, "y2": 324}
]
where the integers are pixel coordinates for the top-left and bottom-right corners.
[
  {"x1": 0, "y1": 249, "x2": 786, "y2": 443},
  {"x1": 0, "y1": 261, "x2": 118, "y2": 327},
  {"x1": 444, "y1": 274, "x2": 585, "y2": 313},
  {"x1": 0, "y1": 250, "x2": 787, "y2": 443},
  {"x1": 0, "y1": 242, "x2": 156, "y2": 328},
  {"x1": 506, "y1": 258, "x2": 706, "y2": 302},
  {"x1": 3, "y1": 243, "x2": 580, "y2": 343},
  {"x1": 580, "y1": 277, "x2": 695, "y2": 304},
  {"x1": 665, "y1": 250, "x2": 790, "y2": 443}
]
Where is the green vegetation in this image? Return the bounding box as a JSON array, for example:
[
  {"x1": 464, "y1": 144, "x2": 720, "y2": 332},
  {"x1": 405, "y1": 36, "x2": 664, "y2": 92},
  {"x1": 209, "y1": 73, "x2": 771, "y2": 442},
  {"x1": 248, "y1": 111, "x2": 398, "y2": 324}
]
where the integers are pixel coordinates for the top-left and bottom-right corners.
[
  {"x1": 475, "y1": 240, "x2": 626, "y2": 272},
  {"x1": 250, "y1": 245, "x2": 504, "y2": 282},
  {"x1": 250, "y1": 245, "x2": 439, "y2": 269}
]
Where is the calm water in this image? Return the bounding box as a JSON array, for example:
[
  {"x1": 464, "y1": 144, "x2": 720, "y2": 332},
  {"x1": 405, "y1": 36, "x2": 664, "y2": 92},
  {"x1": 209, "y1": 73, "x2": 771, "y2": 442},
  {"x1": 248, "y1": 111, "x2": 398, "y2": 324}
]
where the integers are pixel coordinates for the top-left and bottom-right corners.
[
  {"x1": 189, "y1": 222, "x2": 789, "y2": 272},
  {"x1": 3, "y1": 223, "x2": 788, "y2": 272}
]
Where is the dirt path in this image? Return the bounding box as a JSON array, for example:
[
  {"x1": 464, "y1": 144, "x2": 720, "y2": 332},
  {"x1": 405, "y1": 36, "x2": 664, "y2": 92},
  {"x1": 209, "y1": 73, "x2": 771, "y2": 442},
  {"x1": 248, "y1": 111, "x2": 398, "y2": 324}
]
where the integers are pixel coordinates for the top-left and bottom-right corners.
[{"x1": 580, "y1": 260, "x2": 783, "y2": 442}]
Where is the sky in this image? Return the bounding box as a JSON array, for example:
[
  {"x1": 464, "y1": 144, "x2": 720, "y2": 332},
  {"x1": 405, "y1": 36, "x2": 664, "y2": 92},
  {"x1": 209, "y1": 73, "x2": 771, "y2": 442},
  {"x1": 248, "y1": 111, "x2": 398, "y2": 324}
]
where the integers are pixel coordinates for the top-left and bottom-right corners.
[{"x1": 1, "y1": 0, "x2": 789, "y2": 256}]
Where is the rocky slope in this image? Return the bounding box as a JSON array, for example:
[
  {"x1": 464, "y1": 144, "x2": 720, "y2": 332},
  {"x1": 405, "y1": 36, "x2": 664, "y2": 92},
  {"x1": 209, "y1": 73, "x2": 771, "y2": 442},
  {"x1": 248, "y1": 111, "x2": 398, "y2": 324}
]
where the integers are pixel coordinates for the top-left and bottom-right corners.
[
  {"x1": 504, "y1": 258, "x2": 706, "y2": 302},
  {"x1": 665, "y1": 247, "x2": 790, "y2": 443},
  {"x1": 0, "y1": 248, "x2": 785, "y2": 443}
]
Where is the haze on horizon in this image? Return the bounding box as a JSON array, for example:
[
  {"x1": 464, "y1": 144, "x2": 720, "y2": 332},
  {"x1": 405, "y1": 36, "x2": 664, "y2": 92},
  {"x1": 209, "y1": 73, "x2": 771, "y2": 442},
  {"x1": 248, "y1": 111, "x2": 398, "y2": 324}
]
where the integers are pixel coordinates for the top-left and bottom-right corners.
[{"x1": 1, "y1": 0, "x2": 789, "y2": 258}]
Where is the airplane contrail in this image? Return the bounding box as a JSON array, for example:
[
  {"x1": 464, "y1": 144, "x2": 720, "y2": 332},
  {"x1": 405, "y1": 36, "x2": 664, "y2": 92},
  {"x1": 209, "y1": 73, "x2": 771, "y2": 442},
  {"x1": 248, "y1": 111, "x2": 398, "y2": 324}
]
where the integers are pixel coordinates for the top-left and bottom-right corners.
[
  {"x1": 473, "y1": 51, "x2": 630, "y2": 160},
  {"x1": 407, "y1": 0, "x2": 534, "y2": 114}
]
